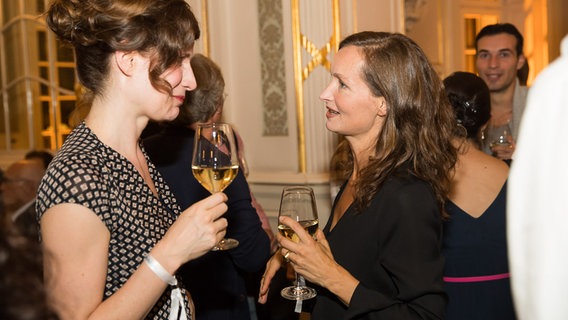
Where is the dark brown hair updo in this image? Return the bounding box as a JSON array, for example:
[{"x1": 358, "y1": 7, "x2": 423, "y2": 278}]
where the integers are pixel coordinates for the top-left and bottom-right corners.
[
  {"x1": 45, "y1": 0, "x2": 200, "y2": 102},
  {"x1": 338, "y1": 31, "x2": 457, "y2": 217},
  {"x1": 443, "y1": 71, "x2": 491, "y2": 141}
]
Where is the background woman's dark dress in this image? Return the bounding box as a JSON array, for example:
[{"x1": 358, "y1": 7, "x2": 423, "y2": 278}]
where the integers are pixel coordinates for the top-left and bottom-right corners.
[{"x1": 443, "y1": 182, "x2": 516, "y2": 320}]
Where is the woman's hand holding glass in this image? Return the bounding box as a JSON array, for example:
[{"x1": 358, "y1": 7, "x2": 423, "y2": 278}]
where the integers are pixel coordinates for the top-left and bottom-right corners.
[
  {"x1": 276, "y1": 186, "x2": 319, "y2": 300},
  {"x1": 278, "y1": 220, "x2": 360, "y2": 306},
  {"x1": 154, "y1": 193, "x2": 228, "y2": 270},
  {"x1": 257, "y1": 217, "x2": 323, "y2": 304},
  {"x1": 277, "y1": 216, "x2": 335, "y2": 285},
  {"x1": 258, "y1": 217, "x2": 359, "y2": 307},
  {"x1": 192, "y1": 122, "x2": 239, "y2": 250}
]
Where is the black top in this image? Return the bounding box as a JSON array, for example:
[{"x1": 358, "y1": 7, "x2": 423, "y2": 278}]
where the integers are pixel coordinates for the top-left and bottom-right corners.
[
  {"x1": 144, "y1": 126, "x2": 270, "y2": 320},
  {"x1": 312, "y1": 168, "x2": 447, "y2": 319}
]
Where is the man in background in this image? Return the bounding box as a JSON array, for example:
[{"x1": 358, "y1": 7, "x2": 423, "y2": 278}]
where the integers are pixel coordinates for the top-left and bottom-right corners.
[{"x1": 476, "y1": 23, "x2": 528, "y2": 161}]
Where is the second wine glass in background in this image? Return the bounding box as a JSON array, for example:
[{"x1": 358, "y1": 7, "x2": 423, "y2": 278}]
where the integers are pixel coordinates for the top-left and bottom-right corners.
[
  {"x1": 482, "y1": 123, "x2": 513, "y2": 155},
  {"x1": 192, "y1": 122, "x2": 239, "y2": 250}
]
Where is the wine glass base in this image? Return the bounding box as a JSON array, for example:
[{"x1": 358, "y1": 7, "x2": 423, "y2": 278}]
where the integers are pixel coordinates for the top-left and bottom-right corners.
[
  {"x1": 280, "y1": 286, "x2": 317, "y2": 301},
  {"x1": 211, "y1": 238, "x2": 239, "y2": 251}
]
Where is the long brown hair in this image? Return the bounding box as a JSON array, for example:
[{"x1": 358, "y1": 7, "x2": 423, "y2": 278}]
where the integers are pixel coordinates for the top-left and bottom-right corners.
[{"x1": 339, "y1": 31, "x2": 457, "y2": 217}]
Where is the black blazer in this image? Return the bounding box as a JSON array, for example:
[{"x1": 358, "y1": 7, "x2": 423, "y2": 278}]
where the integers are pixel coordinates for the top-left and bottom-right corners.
[{"x1": 312, "y1": 169, "x2": 447, "y2": 319}]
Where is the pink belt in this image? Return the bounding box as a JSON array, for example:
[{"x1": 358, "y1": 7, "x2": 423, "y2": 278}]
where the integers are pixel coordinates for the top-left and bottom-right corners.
[{"x1": 443, "y1": 272, "x2": 510, "y2": 283}]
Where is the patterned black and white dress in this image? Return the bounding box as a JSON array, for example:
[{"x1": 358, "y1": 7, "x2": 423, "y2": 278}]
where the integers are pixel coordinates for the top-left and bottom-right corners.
[{"x1": 36, "y1": 122, "x2": 192, "y2": 319}]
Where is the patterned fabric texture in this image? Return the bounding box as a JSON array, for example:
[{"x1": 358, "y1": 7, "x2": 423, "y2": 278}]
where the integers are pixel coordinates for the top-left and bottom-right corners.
[{"x1": 36, "y1": 122, "x2": 191, "y2": 319}]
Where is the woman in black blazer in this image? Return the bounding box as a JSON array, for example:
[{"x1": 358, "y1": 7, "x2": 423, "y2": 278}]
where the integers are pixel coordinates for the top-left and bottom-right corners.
[{"x1": 259, "y1": 31, "x2": 457, "y2": 319}]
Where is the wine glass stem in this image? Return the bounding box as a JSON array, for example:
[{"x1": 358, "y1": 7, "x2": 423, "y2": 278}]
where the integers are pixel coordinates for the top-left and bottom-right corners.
[{"x1": 296, "y1": 273, "x2": 304, "y2": 289}]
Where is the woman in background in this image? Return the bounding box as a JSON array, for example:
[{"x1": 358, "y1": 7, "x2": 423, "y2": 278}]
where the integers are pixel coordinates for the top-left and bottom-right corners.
[{"x1": 442, "y1": 71, "x2": 515, "y2": 319}]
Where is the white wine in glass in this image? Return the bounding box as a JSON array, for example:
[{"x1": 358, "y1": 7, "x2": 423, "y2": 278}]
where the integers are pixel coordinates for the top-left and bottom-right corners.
[
  {"x1": 277, "y1": 220, "x2": 319, "y2": 243},
  {"x1": 278, "y1": 186, "x2": 319, "y2": 301},
  {"x1": 192, "y1": 122, "x2": 239, "y2": 250},
  {"x1": 192, "y1": 166, "x2": 238, "y2": 193}
]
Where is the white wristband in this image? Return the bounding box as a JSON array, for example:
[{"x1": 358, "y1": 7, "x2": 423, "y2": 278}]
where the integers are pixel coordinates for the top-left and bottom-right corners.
[
  {"x1": 144, "y1": 255, "x2": 188, "y2": 320},
  {"x1": 145, "y1": 254, "x2": 176, "y2": 285}
]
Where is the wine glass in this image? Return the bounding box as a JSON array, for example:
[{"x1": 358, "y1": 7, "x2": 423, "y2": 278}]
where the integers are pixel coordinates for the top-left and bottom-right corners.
[
  {"x1": 482, "y1": 123, "x2": 513, "y2": 155},
  {"x1": 192, "y1": 122, "x2": 239, "y2": 250},
  {"x1": 278, "y1": 186, "x2": 319, "y2": 300}
]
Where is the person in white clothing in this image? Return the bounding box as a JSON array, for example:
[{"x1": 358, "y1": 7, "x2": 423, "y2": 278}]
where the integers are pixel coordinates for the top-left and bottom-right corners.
[{"x1": 508, "y1": 34, "x2": 568, "y2": 320}]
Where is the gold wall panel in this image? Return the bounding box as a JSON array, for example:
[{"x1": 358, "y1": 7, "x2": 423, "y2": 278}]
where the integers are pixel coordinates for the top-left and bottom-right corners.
[{"x1": 291, "y1": 0, "x2": 340, "y2": 173}]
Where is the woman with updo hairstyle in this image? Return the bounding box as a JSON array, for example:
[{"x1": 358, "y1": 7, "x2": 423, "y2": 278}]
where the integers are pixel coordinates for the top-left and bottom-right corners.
[
  {"x1": 442, "y1": 72, "x2": 515, "y2": 319},
  {"x1": 37, "y1": 1, "x2": 230, "y2": 319},
  {"x1": 443, "y1": 71, "x2": 491, "y2": 145}
]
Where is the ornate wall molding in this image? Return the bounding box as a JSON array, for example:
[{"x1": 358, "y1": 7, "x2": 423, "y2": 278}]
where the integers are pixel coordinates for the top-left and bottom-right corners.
[{"x1": 258, "y1": 0, "x2": 288, "y2": 136}]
